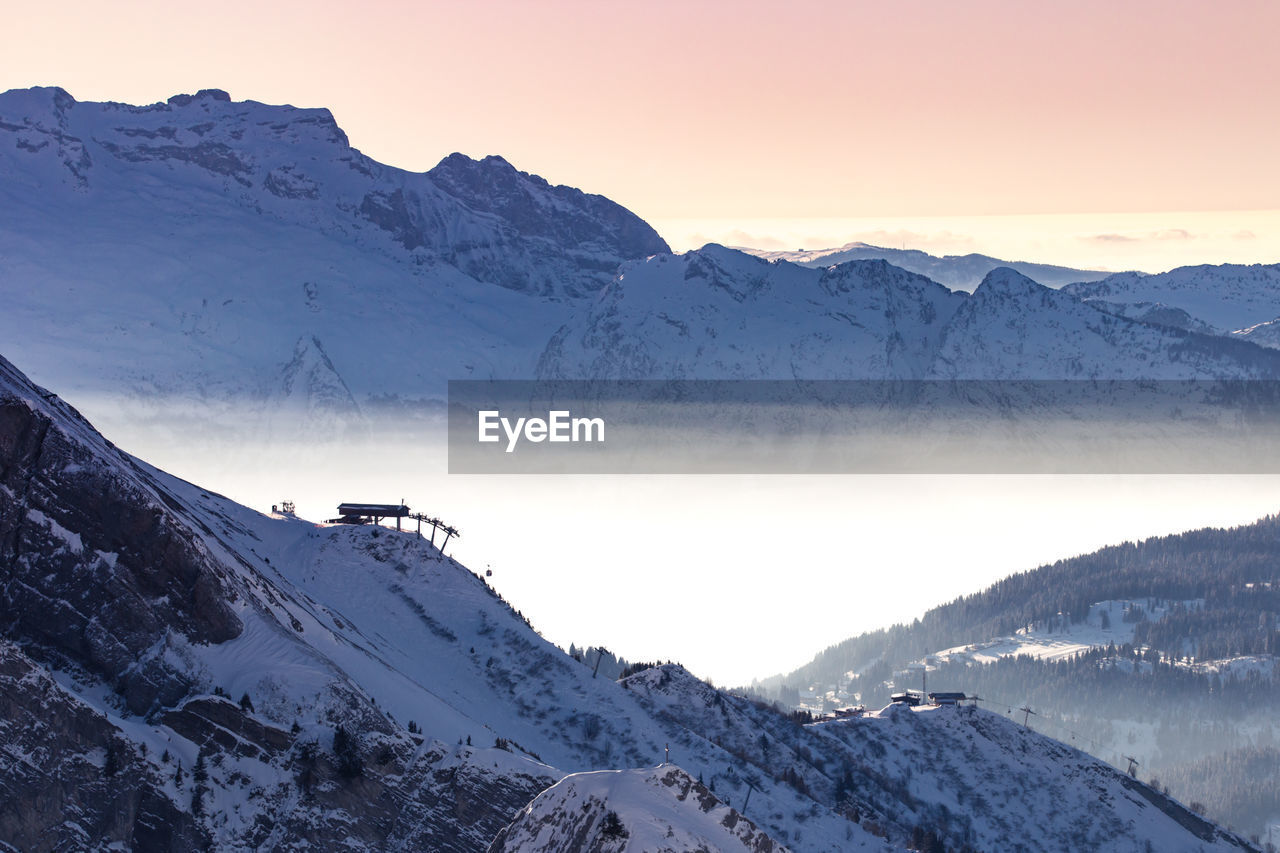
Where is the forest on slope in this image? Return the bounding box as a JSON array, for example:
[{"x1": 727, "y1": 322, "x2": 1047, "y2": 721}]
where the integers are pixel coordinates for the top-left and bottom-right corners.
[{"x1": 761, "y1": 515, "x2": 1280, "y2": 843}]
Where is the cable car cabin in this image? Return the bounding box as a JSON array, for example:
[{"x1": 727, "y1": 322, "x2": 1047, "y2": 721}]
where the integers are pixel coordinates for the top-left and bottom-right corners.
[{"x1": 330, "y1": 503, "x2": 411, "y2": 529}]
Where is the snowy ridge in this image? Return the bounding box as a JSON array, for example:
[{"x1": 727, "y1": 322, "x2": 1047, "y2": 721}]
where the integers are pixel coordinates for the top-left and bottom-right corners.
[
  {"x1": 488, "y1": 765, "x2": 790, "y2": 853},
  {"x1": 1233, "y1": 317, "x2": 1280, "y2": 349},
  {"x1": 616, "y1": 664, "x2": 1253, "y2": 852},
  {"x1": 1062, "y1": 263, "x2": 1280, "y2": 343},
  {"x1": 539, "y1": 246, "x2": 966, "y2": 380},
  {"x1": 542, "y1": 253, "x2": 1280, "y2": 381},
  {"x1": 929, "y1": 267, "x2": 1280, "y2": 378},
  {"x1": 0, "y1": 351, "x2": 565, "y2": 849}
]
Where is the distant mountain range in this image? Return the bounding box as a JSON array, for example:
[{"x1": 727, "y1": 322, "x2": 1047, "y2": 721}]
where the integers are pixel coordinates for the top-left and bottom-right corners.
[
  {"x1": 539, "y1": 246, "x2": 1280, "y2": 382},
  {"x1": 740, "y1": 242, "x2": 1114, "y2": 292},
  {"x1": 3, "y1": 86, "x2": 1280, "y2": 451}
]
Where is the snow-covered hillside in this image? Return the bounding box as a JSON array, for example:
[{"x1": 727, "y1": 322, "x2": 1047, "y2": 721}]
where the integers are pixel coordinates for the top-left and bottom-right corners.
[
  {"x1": 801, "y1": 598, "x2": 1275, "y2": 720},
  {"x1": 0, "y1": 350, "x2": 891, "y2": 850},
  {"x1": 923, "y1": 599, "x2": 1170, "y2": 669},
  {"x1": 0, "y1": 350, "x2": 565, "y2": 850},
  {"x1": 911, "y1": 599, "x2": 1277, "y2": 675},
  {"x1": 743, "y1": 242, "x2": 1112, "y2": 292},
  {"x1": 812, "y1": 703, "x2": 1250, "y2": 853},
  {"x1": 772, "y1": 513, "x2": 1280, "y2": 842}
]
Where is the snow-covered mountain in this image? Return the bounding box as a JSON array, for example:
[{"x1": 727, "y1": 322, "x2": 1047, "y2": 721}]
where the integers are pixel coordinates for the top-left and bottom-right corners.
[
  {"x1": 540, "y1": 250, "x2": 1280, "y2": 381},
  {"x1": 1, "y1": 351, "x2": 1255, "y2": 851},
  {"x1": 615, "y1": 665, "x2": 1252, "y2": 853},
  {"x1": 930, "y1": 267, "x2": 1280, "y2": 379},
  {"x1": 0, "y1": 351, "x2": 875, "y2": 850},
  {"x1": 538, "y1": 246, "x2": 966, "y2": 380},
  {"x1": 0, "y1": 86, "x2": 666, "y2": 300},
  {"x1": 4, "y1": 84, "x2": 1279, "y2": 475},
  {"x1": 4, "y1": 85, "x2": 1278, "y2": 452},
  {"x1": 743, "y1": 242, "x2": 1113, "y2": 292},
  {"x1": 0, "y1": 85, "x2": 666, "y2": 440},
  {"x1": 1062, "y1": 264, "x2": 1280, "y2": 343}
]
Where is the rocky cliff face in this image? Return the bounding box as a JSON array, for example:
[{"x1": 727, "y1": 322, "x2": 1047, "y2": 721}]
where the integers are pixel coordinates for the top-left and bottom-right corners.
[
  {"x1": 0, "y1": 640, "x2": 202, "y2": 850},
  {"x1": 428, "y1": 152, "x2": 669, "y2": 288},
  {"x1": 0, "y1": 86, "x2": 667, "y2": 300},
  {"x1": 0, "y1": 355, "x2": 240, "y2": 715}
]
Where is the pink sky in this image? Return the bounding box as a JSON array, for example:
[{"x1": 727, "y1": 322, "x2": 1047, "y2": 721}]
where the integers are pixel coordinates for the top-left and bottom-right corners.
[{"x1": 7, "y1": 0, "x2": 1279, "y2": 265}]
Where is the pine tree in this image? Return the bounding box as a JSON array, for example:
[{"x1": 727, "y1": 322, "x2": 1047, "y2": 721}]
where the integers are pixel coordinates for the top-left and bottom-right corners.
[
  {"x1": 333, "y1": 725, "x2": 363, "y2": 779},
  {"x1": 192, "y1": 748, "x2": 208, "y2": 816},
  {"x1": 599, "y1": 811, "x2": 627, "y2": 840}
]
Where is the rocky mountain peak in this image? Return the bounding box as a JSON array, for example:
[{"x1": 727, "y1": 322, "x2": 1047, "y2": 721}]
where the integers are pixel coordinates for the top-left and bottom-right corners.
[
  {"x1": 428, "y1": 150, "x2": 670, "y2": 262},
  {"x1": 971, "y1": 265, "x2": 1047, "y2": 299},
  {"x1": 166, "y1": 88, "x2": 232, "y2": 105}
]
